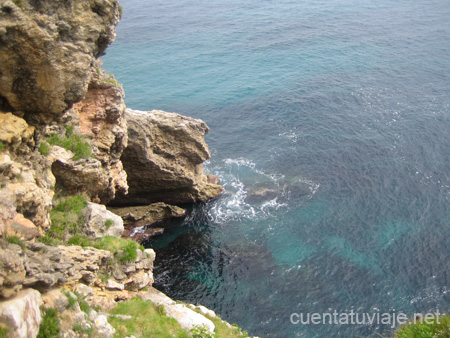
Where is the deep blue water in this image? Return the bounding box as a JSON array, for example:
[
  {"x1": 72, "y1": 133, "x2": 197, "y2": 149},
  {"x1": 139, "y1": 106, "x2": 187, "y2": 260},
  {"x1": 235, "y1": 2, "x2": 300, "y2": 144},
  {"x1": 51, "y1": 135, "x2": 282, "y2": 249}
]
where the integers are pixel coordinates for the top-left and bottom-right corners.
[{"x1": 102, "y1": 0, "x2": 450, "y2": 337}]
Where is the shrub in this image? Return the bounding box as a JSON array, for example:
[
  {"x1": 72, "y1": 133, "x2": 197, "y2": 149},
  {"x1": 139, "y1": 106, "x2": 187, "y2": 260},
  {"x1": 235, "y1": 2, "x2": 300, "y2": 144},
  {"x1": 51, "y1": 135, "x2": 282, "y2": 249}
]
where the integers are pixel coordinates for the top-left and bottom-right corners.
[
  {"x1": 38, "y1": 141, "x2": 51, "y2": 156},
  {"x1": 105, "y1": 219, "x2": 114, "y2": 229},
  {"x1": 191, "y1": 325, "x2": 215, "y2": 338},
  {"x1": 0, "y1": 327, "x2": 9, "y2": 337},
  {"x1": 393, "y1": 315, "x2": 450, "y2": 338},
  {"x1": 45, "y1": 193, "x2": 88, "y2": 243},
  {"x1": 37, "y1": 308, "x2": 60, "y2": 338},
  {"x1": 0, "y1": 141, "x2": 5, "y2": 152}
]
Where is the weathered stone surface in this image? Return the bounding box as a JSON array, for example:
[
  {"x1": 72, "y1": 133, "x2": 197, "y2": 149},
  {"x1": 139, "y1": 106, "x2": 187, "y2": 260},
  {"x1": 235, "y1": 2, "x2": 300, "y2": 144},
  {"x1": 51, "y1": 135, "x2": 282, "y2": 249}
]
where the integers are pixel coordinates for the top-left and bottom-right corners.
[
  {"x1": 23, "y1": 243, "x2": 113, "y2": 289},
  {"x1": 109, "y1": 202, "x2": 185, "y2": 242},
  {"x1": 0, "y1": 241, "x2": 156, "y2": 298},
  {"x1": 0, "y1": 0, "x2": 121, "y2": 115},
  {"x1": 93, "y1": 314, "x2": 115, "y2": 338},
  {"x1": 141, "y1": 288, "x2": 215, "y2": 333},
  {"x1": 0, "y1": 288, "x2": 42, "y2": 338},
  {"x1": 0, "y1": 242, "x2": 25, "y2": 298},
  {"x1": 112, "y1": 109, "x2": 223, "y2": 205},
  {"x1": 106, "y1": 280, "x2": 124, "y2": 291},
  {"x1": 9, "y1": 213, "x2": 41, "y2": 240},
  {"x1": 82, "y1": 202, "x2": 124, "y2": 238},
  {"x1": 0, "y1": 113, "x2": 34, "y2": 145},
  {"x1": 73, "y1": 61, "x2": 128, "y2": 202},
  {"x1": 51, "y1": 156, "x2": 111, "y2": 202},
  {"x1": 41, "y1": 289, "x2": 69, "y2": 313}
]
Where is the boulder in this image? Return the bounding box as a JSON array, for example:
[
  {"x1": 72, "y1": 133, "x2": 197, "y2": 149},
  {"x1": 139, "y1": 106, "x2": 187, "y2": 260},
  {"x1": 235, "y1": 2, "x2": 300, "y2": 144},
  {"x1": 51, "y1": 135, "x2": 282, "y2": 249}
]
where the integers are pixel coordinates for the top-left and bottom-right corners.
[
  {"x1": 112, "y1": 109, "x2": 222, "y2": 205},
  {"x1": 82, "y1": 202, "x2": 124, "y2": 238},
  {"x1": 0, "y1": 0, "x2": 121, "y2": 115},
  {"x1": 0, "y1": 288, "x2": 42, "y2": 338}
]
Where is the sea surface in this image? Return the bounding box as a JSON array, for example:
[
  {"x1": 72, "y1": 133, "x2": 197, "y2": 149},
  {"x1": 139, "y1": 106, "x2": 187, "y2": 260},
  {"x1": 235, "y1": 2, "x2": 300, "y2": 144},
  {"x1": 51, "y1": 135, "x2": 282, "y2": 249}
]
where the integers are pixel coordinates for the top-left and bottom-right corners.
[{"x1": 102, "y1": 0, "x2": 450, "y2": 337}]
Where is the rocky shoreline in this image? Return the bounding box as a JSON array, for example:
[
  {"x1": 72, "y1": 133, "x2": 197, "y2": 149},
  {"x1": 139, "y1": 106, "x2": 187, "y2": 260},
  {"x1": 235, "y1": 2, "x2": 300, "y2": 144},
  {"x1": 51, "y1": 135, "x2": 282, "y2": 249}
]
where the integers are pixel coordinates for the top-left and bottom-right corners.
[{"x1": 0, "y1": 0, "x2": 254, "y2": 337}]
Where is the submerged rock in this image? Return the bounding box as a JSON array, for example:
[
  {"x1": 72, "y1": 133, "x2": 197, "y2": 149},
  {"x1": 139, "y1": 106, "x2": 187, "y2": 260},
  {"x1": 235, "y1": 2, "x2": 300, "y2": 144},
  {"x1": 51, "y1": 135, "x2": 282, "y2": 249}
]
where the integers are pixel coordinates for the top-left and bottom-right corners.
[{"x1": 112, "y1": 109, "x2": 223, "y2": 205}]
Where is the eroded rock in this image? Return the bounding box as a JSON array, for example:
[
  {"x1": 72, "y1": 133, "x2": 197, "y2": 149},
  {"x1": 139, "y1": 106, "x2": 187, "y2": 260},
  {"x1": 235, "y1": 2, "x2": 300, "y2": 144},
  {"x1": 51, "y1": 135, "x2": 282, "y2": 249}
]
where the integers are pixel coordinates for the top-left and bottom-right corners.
[
  {"x1": 0, "y1": 0, "x2": 121, "y2": 115},
  {"x1": 82, "y1": 202, "x2": 124, "y2": 239},
  {"x1": 113, "y1": 109, "x2": 222, "y2": 205},
  {"x1": 0, "y1": 288, "x2": 42, "y2": 338}
]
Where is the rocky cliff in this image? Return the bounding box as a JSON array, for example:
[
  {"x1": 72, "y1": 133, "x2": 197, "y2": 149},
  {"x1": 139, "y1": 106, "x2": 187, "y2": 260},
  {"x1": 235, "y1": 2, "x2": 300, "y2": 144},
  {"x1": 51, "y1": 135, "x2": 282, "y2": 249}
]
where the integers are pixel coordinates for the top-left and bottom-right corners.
[{"x1": 0, "y1": 0, "x2": 225, "y2": 337}]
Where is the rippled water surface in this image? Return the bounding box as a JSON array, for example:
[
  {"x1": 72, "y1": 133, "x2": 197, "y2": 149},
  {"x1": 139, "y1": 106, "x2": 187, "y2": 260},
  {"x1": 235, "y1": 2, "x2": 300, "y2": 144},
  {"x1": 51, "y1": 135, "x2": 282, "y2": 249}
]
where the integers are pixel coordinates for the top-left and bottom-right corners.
[{"x1": 102, "y1": 0, "x2": 450, "y2": 336}]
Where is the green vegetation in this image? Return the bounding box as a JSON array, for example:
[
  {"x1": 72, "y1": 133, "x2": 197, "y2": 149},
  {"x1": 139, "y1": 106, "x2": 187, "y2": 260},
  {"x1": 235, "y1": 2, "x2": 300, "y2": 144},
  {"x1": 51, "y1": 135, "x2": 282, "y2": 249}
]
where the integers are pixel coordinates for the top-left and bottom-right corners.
[
  {"x1": 191, "y1": 325, "x2": 215, "y2": 338},
  {"x1": 0, "y1": 141, "x2": 5, "y2": 152},
  {"x1": 108, "y1": 297, "x2": 189, "y2": 338},
  {"x1": 118, "y1": 5, "x2": 123, "y2": 18},
  {"x1": 5, "y1": 235, "x2": 25, "y2": 249},
  {"x1": 47, "y1": 125, "x2": 92, "y2": 161},
  {"x1": 38, "y1": 141, "x2": 51, "y2": 156},
  {"x1": 13, "y1": 0, "x2": 23, "y2": 8},
  {"x1": 0, "y1": 327, "x2": 9, "y2": 338},
  {"x1": 73, "y1": 322, "x2": 94, "y2": 335},
  {"x1": 40, "y1": 193, "x2": 88, "y2": 244},
  {"x1": 68, "y1": 235, "x2": 141, "y2": 263},
  {"x1": 37, "y1": 308, "x2": 60, "y2": 338},
  {"x1": 105, "y1": 219, "x2": 114, "y2": 229},
  {"x1": 393, "y1": 315, "x2": 450, "y2": 338}
]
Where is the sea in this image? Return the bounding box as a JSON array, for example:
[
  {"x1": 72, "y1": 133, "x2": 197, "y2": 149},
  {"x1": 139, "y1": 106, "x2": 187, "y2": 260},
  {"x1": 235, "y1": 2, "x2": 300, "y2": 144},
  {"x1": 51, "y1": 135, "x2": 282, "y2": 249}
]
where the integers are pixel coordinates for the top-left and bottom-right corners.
[{"x1": 101, "y1": 0, "x2": 450, "y2": 337}]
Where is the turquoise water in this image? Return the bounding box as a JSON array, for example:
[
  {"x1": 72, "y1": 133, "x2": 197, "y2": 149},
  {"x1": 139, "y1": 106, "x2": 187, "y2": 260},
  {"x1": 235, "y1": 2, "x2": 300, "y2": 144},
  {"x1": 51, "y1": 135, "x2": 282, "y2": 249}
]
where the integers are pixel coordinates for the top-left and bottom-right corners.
[{"x1": 102, "y1": 0, "x2": 450, "y2": 336}]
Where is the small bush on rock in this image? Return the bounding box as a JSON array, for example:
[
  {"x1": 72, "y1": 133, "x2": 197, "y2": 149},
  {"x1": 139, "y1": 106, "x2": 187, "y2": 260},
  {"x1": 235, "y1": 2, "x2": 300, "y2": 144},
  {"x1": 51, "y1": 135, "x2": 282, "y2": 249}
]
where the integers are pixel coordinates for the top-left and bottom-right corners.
[{"x1": 37, "y1": 308, "x2": 60, "y2": 338}]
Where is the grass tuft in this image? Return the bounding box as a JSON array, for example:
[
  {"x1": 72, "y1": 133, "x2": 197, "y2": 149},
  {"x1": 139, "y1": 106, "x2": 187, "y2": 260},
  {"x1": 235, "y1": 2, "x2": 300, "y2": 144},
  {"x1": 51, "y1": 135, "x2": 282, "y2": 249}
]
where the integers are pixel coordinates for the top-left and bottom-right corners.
[
  {"x1": 41, "y1": 193, "x2": 88, "y2": 243},
  {"x1": 108, "y1": 297, "x2": 188, "y2": 338},
  {"x1": 37, "y1": 308, "x2": 60, "y2": 338},
  {"x1": 46, "y1": 126, "x2": 92, "y2": 161},
  {"x1": 0, "y1": 141, "x2": 5, "y2": 152},
  {"x1": 38, "y1": 141, "x2": 51, "y2": 156},
  {"x1": 5, "y1": 235, "x2": 25, "y2": 249},
  {"x1": 393, "y1": 315, "x2": 450, "y2": 338},
  {"x1": 68, "y1": 235, "x2": 140, "y2": 264}
]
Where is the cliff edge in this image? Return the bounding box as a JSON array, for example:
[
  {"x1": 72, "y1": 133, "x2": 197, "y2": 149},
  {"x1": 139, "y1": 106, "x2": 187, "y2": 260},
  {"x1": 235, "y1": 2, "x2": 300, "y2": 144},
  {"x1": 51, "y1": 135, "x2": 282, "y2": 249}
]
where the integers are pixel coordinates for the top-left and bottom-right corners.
[{"x1": 0, "y1": 0, "x2": 227, "y2": 337}]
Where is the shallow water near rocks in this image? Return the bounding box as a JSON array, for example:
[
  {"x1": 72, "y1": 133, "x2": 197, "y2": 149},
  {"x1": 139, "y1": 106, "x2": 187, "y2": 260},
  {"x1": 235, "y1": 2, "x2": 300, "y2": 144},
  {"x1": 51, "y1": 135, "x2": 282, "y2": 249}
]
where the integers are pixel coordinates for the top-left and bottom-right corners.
[{"x1": 102, "y1": 0, "x2": 450, "y2": 336}]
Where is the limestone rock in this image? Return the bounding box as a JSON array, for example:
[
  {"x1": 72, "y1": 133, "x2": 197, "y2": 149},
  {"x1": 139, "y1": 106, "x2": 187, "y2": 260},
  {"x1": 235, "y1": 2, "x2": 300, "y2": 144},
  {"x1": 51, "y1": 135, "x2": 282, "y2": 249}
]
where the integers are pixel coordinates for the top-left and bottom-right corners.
[
  {"x1": 23, "y1": 243, "x2": 114, "y2": 289},
  {"x1": 73, "y1": 61, "x2": 129, "y2": 202},
  {"x1": 113, "y1": 109, "x2": 223, "y2": 205},
  {"x1": 93, "y1": 314, "x2": 115, "y2": 338},
  {"x1": 109, "y1": 203, "x2": 185, "y2": 242},
  {"x1": 41, "y1": 289, "x2": 69, "y2": 313},
  {"x1": 0, "y1": 113, "x2": 34, "y2": 145},
  {"x1": 141, "y1": 288, "x2": 214, "y2": 333},
  {"x1": 9, "y1": 213, "x2": 41, "y2": 240},
  {"x1": 82, "y1": 202, "x2": 124, "y2": 238},
  {"x1": 51, "y1": 156, "x2": 111, "y2": 202},
  {"x1": 0, "y1": 288, "x2": 42, "y2": 338},
  {"x1": 0, "y1": 242, "x2": 156, "y2": 297},
  {"x1": 0, "y1": 242, "x2": 26, "y2": 298},
  {"x1": 0, "y1": 187, "x2": 17, "y2": 239},
  {"x1": 0, "y1": 0, "x2": 121, "y2": 115}
]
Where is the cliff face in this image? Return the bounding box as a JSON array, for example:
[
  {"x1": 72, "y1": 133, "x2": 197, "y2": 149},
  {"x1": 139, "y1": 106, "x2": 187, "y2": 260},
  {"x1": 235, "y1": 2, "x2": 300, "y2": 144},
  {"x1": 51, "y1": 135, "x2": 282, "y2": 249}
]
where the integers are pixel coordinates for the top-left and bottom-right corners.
[
  {"x1": 0, "y1": 0, "x2": 224, "y2": 336},
  {"x1": 0, "y1": 0, "x2": 121, "y2": 114}
]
